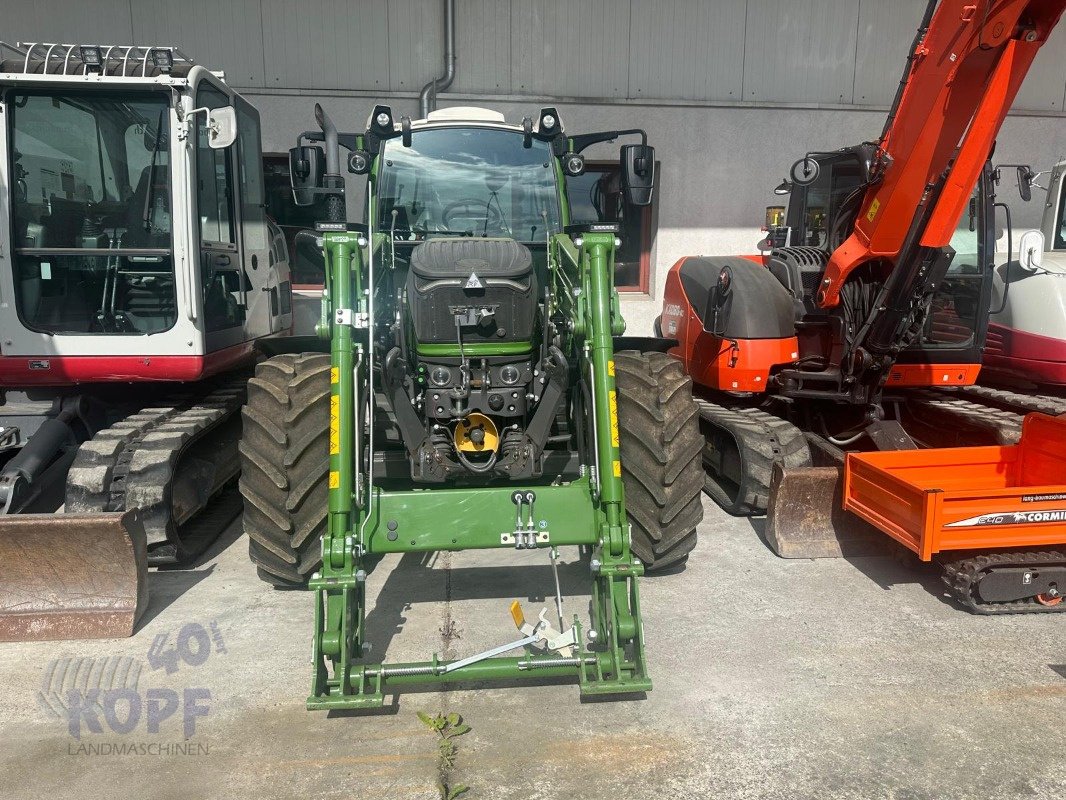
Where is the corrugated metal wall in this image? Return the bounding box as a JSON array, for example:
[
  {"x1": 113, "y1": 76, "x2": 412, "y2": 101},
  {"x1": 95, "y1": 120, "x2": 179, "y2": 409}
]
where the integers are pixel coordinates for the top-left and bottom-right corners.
[{"x1": 5, "y1": 0, "x2": 1066, "y2": 111}]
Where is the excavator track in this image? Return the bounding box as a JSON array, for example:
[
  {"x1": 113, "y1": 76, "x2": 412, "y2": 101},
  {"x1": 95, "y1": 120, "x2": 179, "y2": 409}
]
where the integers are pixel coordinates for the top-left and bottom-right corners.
[
  {"x1": 65, "y1": 377, "x2": 247, "y2": 565},
  {"x1": 907, "y1": 391, "x2": 1024, "y2": 445},
  {"x1": 940, "y1": 550, "x2": 1066, "y2": 614},
  {"x1": 946, "y1": 385, "x2": 1066, "y2": 417},
  {"x1": 694, "y1": 398, "x2": 811, "y2": 515}
]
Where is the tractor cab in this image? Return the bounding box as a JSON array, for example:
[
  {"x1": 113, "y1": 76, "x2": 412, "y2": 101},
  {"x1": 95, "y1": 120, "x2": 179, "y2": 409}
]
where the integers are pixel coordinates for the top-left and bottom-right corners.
[{"x1": 288, "y1": 104, "x2": 655, "y2": 482}]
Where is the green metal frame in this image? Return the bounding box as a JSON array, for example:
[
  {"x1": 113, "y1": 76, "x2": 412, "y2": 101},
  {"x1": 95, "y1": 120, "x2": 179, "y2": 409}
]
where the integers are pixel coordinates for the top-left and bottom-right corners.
[{"x1": 307, "y1": 129, "x2": 647, "y2": 710}]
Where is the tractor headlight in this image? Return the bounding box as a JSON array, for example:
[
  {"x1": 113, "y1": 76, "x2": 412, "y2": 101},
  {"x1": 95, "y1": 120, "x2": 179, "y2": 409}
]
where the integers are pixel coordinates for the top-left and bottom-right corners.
[
  {"x1": 429, "y1": 366, "x2": 452, "y2": 387},
  {"x1": 376, "y1": 112, "x2": 391, "y2": 128},
  {"x1": 348, "y1": 150, "x2": 371, "y2": 175},
  {"x1": 563, "y1": 153, "x2": 585, "y2": 176},
  {"x1": 499, "y1": 365, "x2": 521, "y2": 385},
  {"x1": 538, "y1": 107, "x2": 562, "y2": 134}
]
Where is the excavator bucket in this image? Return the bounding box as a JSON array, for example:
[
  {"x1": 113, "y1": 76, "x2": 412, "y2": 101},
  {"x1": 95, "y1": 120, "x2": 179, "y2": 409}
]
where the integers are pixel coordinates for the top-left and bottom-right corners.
[
  {"x1": 764, "y1": 462, "x2": 891, "y2": 559},
  {"x1": 0, "y1": 510, "x2": 148, "y2": 641}
]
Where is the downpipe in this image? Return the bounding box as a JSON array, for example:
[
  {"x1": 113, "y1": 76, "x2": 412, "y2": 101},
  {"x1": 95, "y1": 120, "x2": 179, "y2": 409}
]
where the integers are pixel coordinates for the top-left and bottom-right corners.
[{"x1": 418, "y1": 0, "x2": 457, "y2": 119}]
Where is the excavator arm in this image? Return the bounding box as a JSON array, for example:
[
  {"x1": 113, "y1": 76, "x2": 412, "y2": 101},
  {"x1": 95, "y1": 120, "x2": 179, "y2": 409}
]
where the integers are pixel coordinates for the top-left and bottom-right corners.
[{"x1": 816, "y1": 0, "x2": 1065, "y2": 378}]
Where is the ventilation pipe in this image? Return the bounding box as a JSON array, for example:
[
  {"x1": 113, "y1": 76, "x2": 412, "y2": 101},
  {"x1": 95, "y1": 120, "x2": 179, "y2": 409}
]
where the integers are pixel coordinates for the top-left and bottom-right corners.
[{"x1": 419, "y1": 0, "x2": 457, "y2": 119}]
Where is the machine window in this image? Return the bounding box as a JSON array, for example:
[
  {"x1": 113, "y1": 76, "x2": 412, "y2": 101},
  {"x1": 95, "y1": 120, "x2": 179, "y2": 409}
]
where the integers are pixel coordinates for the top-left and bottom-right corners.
[
  {"x1": 9, "y1": 90, "x2": 176, "y2": 334},
  {"x1": 196, "y1": 85, "x2": 234, "y2": 245},
  {"x1": 567, "y1": 163, "x2": 654, "y2": 293},
  {"x1": 236, "y1": 102, "x2": 267, "y2": 252},
  {"x1": 376, "y1": 128, "x2": 561, "y2": 241},
  {"x1": 264, "y1": 154, "x2": 328, "y2": 285},
  {"x1": 922, "y1": 193, "x2": 982, "y2": 347}
]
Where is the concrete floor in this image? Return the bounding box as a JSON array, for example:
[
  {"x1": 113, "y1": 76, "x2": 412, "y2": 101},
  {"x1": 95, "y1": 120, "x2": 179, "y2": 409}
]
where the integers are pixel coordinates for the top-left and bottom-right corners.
[{"x1": 1, "y1": 497, "x2": 1063, "y2": 800}]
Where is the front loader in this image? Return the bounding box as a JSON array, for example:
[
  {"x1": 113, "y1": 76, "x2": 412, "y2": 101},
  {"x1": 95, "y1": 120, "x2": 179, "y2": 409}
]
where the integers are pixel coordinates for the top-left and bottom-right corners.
[{"x1": 237, "y1": 105, "x2": 703, "y2": 708}]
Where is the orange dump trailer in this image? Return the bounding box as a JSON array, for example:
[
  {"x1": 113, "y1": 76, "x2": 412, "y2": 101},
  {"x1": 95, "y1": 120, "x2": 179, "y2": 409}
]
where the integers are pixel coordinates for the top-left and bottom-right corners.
[{"x1": 844, "y1": 414, "x2": 1066, "y2": 612}]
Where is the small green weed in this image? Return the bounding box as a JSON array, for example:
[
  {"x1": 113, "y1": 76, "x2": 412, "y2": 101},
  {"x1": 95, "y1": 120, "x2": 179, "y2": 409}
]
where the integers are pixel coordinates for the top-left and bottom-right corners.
[{"x1": 417, "y1": 711, "x2": 471, "y2": 800}]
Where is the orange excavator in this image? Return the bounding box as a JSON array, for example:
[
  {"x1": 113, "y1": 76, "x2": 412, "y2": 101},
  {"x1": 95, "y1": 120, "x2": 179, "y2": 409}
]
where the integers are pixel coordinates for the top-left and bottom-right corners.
[{"x1": 655, "y1": 0, "x2": 1066, "y2": 612}]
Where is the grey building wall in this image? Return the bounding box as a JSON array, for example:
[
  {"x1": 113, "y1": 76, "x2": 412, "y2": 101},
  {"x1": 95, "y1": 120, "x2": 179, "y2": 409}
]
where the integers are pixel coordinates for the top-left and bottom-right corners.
[{"x1": 7, "y1": 0, "x2": 1066, "y2": 332}]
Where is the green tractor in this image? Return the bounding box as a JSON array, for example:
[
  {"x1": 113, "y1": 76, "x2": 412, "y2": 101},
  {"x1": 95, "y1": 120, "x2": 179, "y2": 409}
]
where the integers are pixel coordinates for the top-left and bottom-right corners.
[{"x1": 238, "y1": 103, "x2": 703, "y2": 709}]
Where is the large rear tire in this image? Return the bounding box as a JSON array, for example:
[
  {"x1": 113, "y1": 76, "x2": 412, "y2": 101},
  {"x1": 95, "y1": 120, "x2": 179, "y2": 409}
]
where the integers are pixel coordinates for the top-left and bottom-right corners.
[
  {"x1": 238, "y1": 353, "x2": 330, "y2": 587},
  {"x1": 615, "y1": 351, "x2": 703, "y2": 571}
]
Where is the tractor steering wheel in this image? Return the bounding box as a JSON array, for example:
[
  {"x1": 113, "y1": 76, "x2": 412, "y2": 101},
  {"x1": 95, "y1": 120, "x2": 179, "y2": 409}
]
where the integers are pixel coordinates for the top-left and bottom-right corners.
[{"x1": 441, "y1": 198, "x2": 504, "y2": 234}]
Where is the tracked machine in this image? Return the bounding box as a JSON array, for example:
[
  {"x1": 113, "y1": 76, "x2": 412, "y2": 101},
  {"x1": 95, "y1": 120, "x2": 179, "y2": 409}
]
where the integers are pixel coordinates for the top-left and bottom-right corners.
[
  {"x1": 657, "y1": 0, "x2": 1066, "y2": 613},
  {"x1": 0, "y1": 43, "x2": 292, "y2": 640},
  {"x1": 238, "y1": 103, "x2": 702, "y2": 708}
]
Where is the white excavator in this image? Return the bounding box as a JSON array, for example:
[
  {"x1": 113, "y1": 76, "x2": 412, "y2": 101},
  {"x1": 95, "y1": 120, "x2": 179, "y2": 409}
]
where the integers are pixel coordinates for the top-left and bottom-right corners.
[
  {"x1": 0, "y1": 42, "x2": 292, "y2": 641},
  {"x1": 983, "y1": 161, "x2": 1066, "y2": 387}
]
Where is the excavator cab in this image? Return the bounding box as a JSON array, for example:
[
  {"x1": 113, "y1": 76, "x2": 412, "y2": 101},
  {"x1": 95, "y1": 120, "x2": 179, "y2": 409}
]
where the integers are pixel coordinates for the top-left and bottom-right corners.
[{"x1": 767, "y1": 150, "x2": 995, "y2": 387}]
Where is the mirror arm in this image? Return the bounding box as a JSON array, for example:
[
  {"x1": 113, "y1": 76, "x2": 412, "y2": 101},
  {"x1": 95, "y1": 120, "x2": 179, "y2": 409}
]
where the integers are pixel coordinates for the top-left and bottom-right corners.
[{"x1": 571, "y1": 128, "x2": 647, "y2": 154}]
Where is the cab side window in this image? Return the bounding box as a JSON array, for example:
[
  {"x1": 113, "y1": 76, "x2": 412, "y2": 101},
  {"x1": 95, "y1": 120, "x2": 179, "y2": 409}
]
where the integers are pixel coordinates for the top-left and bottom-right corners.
[
  {"x1": 196, "y1": 85, "x2": 233, "y2": 245},
  {"x1": 236, "y1": 101, "x2": 267, "y2": 252}
]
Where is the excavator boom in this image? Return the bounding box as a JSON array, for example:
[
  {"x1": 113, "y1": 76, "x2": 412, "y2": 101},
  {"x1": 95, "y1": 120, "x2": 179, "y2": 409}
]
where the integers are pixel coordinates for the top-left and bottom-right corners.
[{"x1": 820, "y1": 0, "x2": 1066, "y2": 310}]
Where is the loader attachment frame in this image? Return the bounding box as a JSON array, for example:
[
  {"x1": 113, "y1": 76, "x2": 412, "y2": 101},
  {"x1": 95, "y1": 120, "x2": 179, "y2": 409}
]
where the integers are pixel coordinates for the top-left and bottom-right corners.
[{"x1": 308, "y1": 228, "x2": 650, "y2": 710}]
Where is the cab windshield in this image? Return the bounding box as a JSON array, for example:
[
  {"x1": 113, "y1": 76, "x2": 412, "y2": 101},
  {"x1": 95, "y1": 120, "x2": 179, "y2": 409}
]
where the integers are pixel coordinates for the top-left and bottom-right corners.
[
  {"x1": 9, "y1": 90, "x2": 175, "y2": 334},
  {"x1": 377, "y1": 127, "x2": 561, "y2": 242}
]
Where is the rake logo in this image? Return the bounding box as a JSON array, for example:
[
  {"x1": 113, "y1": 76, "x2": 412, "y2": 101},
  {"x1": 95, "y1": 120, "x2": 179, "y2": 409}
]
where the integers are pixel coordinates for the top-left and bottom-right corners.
[
  {"x1": 37, "y1": 620, "x2": 225, "y2": 741},
  {"x1": 37, "y1": 656, "x2": 142, "y2": 721}
]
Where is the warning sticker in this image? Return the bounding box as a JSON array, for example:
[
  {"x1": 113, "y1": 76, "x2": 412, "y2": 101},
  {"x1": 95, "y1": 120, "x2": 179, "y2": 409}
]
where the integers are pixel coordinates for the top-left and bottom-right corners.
[
  {"x1": 329, "y1": 395, "x2": 340, "y2": 454},
  {"x1": 330, "y1": 367, "x2": 339, "y2": 384},
  {"x1": 608, "y1": 390, "x2": 619, "y2": 448},
  {"x1": 607, "y1": 360, "x2": 615, "y2": 377},
  {"x1": 613, "y1": 460, "x2": 622, "y2": 477},
  {"x1": 866, "y1": 198, "x2": 880, "y2": 223},
  {"x1": 329, "y1": 470, "x2": 340, "y2": 489}
]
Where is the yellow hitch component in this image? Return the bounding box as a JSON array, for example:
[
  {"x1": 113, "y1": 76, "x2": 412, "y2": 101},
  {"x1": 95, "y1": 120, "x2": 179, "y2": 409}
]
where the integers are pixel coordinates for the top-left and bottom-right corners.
[
  {"x1": 509, "y1": 600, "x2": 525, "y2": 629},
  {"x1": 454, "y1": 412, "x2": 499, "y2": 453}
]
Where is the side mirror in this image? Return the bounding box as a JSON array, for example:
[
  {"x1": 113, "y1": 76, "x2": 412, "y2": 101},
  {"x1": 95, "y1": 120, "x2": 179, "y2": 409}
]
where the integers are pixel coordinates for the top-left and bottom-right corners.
[
  {"x1": 620, "y1": 144, "x2": 655, "y2": 207},
  {"x1": 1017, "y1": 229, "x2": 1044, "y2": 271},
  {"x1": 1017, "y1": 165, "x2": 1034, "y2": 202},
  {"x1": 289, "y1": 145, "x2": 325, "y2": 207},
  {"x1": 773, "y1": 180, "x2": 792, "y2": 195},
  {"x1": 790, "y1": 156, "x2": 820, "y2": 187},
  {"x1": 206, "y1": 106, "x2": 237, "y2": 149}
]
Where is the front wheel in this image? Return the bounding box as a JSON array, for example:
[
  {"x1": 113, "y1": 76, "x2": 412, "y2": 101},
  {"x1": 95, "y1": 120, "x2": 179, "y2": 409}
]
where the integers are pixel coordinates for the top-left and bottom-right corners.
[
  {"x1": 238, "y1": 353, "x2": 330, "y2": 587},
  {"x1": 615, "y1": 351, "x2": 704, "y2": 571}
]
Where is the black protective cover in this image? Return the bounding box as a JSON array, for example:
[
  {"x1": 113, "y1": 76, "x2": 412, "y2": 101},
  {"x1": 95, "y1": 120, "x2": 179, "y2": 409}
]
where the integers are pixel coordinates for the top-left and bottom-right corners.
[
  {"x1": 407, "y1": 238, "x2": 537, "y2": 344},
  {"x1": 679, "y1": 256, "x2": 795, "y2": 340}
]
